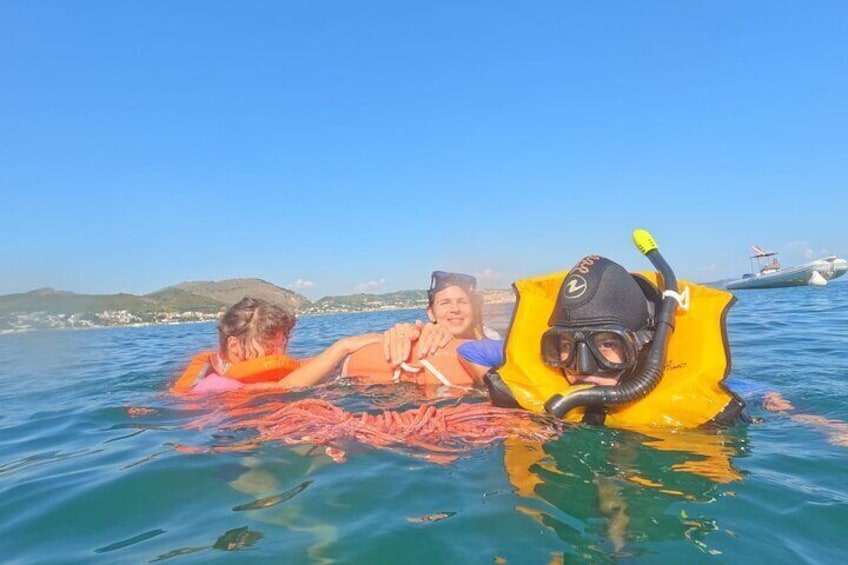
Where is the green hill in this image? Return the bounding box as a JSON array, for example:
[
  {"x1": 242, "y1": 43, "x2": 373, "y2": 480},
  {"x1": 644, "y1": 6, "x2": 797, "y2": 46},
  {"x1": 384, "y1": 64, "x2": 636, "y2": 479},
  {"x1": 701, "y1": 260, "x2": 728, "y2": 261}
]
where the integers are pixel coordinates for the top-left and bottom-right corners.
[
  {"x1": 143, "y1": 287, "x2": 230, "y2": 312},
  {"x1": 0, "y1": 288, "x2": 159, "y2": 315},
  {"x1": 0, "y1": 281, "x2": 513, "y2": 332},
  {"x1": 169, "y1": 279, "x2": 311, "y2": 312},
  {"x1": 310, "y1": 290, "x2": 428, "y2": 312},
  {"x1": 0, "y1": 279, "x2": 313, "y2": 332}
]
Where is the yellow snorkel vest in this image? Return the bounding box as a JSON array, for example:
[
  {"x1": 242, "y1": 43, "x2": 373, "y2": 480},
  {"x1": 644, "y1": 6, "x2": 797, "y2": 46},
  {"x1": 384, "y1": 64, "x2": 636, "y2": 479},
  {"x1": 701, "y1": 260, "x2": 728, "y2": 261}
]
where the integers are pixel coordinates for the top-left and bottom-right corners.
[{"x1": 491, "y1": 231, "x2": 742, "y2": 429}]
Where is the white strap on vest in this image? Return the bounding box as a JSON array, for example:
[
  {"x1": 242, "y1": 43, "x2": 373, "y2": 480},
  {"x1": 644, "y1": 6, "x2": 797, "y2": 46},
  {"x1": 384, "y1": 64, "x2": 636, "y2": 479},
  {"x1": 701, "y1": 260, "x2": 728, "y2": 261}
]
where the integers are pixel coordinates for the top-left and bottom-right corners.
[
  {"x1": 392, "y1": 360, "x2": 456, "y2": 388},
  {"x1": 663, "y1": 285, "x2": 691, "y2": 311}
]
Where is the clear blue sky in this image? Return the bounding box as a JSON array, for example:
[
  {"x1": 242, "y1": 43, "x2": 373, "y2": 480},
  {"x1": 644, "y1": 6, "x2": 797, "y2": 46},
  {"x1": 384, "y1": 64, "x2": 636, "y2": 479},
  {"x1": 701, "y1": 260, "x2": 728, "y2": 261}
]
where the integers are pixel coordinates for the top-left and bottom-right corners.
[{"x1": 2, "y1": 2, "x2": 846, "y2": 300}]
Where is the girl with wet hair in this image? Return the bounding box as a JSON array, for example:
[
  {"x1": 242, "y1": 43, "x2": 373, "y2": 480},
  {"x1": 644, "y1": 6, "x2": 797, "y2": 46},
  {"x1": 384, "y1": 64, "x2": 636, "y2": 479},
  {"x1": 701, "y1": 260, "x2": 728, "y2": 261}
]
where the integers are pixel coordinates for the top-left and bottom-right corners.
[
  {"x1": 175, "y1": 297, "x2": 381, "y2": 394},
  {"x1": 217, "y1": 297, "x2": 297, "y2": 364}
]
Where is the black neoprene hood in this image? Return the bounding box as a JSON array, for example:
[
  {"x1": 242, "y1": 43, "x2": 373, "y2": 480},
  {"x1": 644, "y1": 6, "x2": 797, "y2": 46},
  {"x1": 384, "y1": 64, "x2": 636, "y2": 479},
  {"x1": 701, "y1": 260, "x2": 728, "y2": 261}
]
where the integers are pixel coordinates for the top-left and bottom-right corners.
[{"x1": 548, "y1": 255, "x2": 650, "y2": 332}]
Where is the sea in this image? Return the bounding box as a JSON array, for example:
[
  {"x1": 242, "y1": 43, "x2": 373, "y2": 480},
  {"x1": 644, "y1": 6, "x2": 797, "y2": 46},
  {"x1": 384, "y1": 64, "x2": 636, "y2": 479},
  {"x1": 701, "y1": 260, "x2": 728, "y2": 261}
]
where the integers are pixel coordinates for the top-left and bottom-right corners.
[{"x1": 2, "y1": 283, "x2": 847, "y2": 564}]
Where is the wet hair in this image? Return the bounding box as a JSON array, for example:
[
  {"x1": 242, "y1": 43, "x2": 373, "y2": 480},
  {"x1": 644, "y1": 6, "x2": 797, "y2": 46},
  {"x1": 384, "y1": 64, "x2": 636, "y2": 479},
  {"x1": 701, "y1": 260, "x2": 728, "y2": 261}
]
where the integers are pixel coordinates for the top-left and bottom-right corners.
[{"x1": 218, "y1": 297, "x2": 296, "y2": 361}]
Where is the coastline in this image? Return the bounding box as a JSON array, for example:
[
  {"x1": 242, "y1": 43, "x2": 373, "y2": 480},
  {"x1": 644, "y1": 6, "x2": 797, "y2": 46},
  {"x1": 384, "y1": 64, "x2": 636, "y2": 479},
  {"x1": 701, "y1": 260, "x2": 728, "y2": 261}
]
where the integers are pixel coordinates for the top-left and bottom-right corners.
[
  {"x1": 0, "y1": 297, "x2": 518, "y2": 335},
  {"x1": 0, "y1": 318, "x2": 216, "y2": 336}
]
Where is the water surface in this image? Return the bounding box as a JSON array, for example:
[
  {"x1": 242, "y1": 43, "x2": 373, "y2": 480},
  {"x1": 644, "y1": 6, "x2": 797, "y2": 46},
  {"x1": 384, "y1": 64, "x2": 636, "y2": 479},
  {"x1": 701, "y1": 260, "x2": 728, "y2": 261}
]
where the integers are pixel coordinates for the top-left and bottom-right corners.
[{"x1": 2, "y1": 287, "x2": 847, "y2": 563}]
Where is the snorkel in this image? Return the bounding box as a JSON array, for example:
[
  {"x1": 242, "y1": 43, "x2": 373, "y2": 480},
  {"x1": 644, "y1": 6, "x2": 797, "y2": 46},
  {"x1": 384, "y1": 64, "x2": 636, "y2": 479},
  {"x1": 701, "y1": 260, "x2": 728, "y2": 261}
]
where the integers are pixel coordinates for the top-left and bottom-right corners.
[{"x1": 544, "y1": 229, "x2": 684, "y2": 419}]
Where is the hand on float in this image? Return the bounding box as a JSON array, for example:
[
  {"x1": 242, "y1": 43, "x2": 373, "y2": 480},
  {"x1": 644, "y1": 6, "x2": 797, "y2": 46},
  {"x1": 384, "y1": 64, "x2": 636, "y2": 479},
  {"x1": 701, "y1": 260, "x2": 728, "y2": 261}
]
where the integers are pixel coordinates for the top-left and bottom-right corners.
[
  {"x1": 383, "y1": 322, "x2": 421, "y2": 366},
  {"x1": 415, "y1": 321, "x2": 453, "y2": 359}
]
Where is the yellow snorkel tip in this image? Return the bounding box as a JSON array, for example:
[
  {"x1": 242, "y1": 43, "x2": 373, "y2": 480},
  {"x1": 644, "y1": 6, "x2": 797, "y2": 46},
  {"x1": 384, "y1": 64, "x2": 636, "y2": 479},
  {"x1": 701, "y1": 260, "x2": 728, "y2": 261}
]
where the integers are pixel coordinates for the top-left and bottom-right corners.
[{"x1": 633, "y1": 229, "x2": 658, "y2": 256}]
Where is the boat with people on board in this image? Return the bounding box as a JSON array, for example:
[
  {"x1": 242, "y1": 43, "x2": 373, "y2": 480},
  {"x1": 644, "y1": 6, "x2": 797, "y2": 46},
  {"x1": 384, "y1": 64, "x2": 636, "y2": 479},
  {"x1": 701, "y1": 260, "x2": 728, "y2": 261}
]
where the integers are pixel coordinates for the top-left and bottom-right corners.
[{"x1": 725, "y1": 245, "x2": 848, "y2": 290}]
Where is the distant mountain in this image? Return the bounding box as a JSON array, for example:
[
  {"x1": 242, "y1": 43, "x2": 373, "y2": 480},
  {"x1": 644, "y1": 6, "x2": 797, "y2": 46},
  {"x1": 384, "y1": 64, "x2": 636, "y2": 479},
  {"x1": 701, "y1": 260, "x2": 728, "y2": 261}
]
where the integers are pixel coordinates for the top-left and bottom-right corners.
[
  {"x1": 0, "y1": 280, "x2": 310, "y2": 316},
  {"x1": 0, "y1": 288, "x2": 161, "y2": 315},
  {"x1": 143, "y1": 287, "x2": 232, "y2": 312},
  {"x1": 0, "y1": 279, "x2": 312, "y2": 333},
  {"x1": 167, "y1": 278, "x2": 311, "y2": 312},
  {"x1": 0, "y1": 281, "x2": 514, "y2": 333}
]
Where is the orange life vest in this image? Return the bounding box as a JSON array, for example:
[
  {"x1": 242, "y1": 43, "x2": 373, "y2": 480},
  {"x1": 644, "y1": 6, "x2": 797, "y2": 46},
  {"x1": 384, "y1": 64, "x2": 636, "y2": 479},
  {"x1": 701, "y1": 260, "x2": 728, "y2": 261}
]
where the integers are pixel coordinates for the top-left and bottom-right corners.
[
  {"x1": 171, "y1": 351, "x2": 301, "y2": 394},
  {"x1": 340, "y1": 340, "x2": 476, "y2": 387}
]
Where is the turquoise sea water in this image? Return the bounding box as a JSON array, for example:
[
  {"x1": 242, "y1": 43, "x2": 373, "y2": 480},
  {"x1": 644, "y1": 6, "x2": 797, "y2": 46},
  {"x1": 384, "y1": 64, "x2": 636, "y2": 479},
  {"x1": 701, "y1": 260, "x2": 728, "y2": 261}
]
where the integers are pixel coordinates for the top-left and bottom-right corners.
[{"x1": 2, "y1": 284, "x2": 847, "y2": 564}]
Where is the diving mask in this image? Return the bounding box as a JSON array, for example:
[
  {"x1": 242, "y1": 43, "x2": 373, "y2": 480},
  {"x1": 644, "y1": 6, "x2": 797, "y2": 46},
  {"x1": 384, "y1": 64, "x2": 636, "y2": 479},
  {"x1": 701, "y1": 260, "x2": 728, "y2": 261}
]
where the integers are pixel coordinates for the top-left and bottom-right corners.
[
  {"x1": 428, "y1": 271, "x2": 477, "y2": 302},
  {"x1": 541, "y1": 324, "x2": 653, "y2": 376}
]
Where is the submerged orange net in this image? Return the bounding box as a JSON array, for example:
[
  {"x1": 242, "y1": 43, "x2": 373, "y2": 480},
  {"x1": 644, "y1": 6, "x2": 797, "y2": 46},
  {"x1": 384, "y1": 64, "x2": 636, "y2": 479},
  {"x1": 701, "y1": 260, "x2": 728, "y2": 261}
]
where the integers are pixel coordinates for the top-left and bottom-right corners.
[{"x1": 178, "y1": 398, "x2": 561, "y2": 463}]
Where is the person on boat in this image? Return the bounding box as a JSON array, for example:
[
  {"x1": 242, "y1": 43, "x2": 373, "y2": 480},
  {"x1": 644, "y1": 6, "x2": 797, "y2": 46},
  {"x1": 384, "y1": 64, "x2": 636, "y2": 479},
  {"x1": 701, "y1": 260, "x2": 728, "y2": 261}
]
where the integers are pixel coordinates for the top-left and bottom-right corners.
[
  {"x1": 760, "y1": 257, "x2": 780, "y2": 273},
  {"x1": 172, "y1": 297, "x2": 381, "y2": 394}
]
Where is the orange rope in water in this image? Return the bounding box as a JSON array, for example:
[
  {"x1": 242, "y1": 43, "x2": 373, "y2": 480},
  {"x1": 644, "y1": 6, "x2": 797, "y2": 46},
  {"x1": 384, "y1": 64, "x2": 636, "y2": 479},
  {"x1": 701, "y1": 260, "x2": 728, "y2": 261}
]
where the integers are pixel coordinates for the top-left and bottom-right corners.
[{"x1": 179, "y1": 398, "x2": 561, "y2": 463}]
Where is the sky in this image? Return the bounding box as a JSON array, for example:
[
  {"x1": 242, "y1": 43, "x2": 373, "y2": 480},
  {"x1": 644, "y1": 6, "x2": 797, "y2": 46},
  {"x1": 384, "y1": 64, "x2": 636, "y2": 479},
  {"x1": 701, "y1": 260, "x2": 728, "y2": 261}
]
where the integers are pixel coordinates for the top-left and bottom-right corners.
[{"x1": 2, "y1": 1, "x2": 846, "y2": 300}]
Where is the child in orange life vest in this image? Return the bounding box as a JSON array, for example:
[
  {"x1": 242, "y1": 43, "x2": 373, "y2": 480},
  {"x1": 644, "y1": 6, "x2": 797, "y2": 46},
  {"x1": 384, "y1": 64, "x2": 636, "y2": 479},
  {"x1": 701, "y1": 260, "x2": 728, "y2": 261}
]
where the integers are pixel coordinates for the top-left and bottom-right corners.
[{"x1": 173, "y1": 297, "x2": 381, "y2": 394}]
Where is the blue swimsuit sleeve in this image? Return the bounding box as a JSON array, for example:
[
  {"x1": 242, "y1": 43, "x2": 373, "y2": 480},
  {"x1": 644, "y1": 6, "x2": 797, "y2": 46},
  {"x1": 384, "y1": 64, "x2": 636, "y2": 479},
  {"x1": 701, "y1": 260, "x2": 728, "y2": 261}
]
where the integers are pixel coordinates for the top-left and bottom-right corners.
[
  {"x1": 724, "y1": 377, "x2": 768, "y2": 400},
  {"x1": 457, "y1": 339, "x2": 505, "y2": 368}
]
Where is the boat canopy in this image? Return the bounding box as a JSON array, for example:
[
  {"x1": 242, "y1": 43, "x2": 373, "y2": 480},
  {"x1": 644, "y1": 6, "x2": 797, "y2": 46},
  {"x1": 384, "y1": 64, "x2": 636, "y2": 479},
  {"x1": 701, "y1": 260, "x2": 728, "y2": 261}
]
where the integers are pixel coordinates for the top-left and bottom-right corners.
[{"x1": 750, "y1": 245, "x2": 777, "y2": 259}]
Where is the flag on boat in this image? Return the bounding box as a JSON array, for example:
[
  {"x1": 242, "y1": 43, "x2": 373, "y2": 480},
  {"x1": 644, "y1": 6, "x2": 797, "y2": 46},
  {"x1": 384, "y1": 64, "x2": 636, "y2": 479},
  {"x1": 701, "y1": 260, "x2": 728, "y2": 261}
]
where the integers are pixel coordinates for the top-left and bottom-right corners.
[{"x1": 751, "y1": 245, "x2": 769, "y2": 257}]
